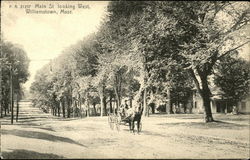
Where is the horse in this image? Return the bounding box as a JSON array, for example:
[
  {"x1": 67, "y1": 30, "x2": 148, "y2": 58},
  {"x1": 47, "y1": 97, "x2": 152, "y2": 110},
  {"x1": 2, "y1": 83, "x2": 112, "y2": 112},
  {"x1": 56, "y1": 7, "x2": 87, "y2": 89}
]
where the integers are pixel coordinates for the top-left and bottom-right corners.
[{"x1": 126, "y1": 106, "x2": 143, "y2": 134}]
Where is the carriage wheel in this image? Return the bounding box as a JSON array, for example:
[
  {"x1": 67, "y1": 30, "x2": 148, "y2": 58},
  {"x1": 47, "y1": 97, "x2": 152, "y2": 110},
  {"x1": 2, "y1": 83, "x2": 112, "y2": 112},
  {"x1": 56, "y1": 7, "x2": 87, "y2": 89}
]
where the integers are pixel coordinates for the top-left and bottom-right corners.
[
  {"x1": 138, "y1": 121, "x2": 142, "y2": 132},
  {"x1": 116, "y1": 121, "x2": 120, "y2": 131},
  {"x1": 108, "y1": 116, "x2": 114, "y2": 130},
  {"x1": 115, "y1": 116, "x2": 120, "y2": 131}
]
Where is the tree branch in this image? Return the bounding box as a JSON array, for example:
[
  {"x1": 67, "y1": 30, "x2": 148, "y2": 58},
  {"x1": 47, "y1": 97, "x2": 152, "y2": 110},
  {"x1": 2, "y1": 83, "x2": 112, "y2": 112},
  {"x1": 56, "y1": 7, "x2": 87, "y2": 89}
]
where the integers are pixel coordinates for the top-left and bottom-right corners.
[
  {"x1": 205, "y1": 50, "x2": 219, "y2": 74},
  {"x1": 223, "y1": 11, "x2": 250, "y2": 36},
  {"x1": 188, "y1": 69, "x2": 203, "y2": 96},
  {"x1": 219, "y1": 40, "x2": 250, "y2": 60},
  {"x1": 228, "y1": 2, "x2": 242, "y2": 17},
  {"x1": 212, "y1": 2, "x2": 229, "y2": 20}
]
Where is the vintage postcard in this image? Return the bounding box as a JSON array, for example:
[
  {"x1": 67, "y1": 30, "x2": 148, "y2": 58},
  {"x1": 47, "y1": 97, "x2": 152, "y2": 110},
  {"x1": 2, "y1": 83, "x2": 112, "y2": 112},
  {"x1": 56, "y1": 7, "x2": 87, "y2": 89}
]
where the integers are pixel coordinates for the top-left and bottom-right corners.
[{"x1": 1, "y1": 1, "x2": 249, "y2": 159}]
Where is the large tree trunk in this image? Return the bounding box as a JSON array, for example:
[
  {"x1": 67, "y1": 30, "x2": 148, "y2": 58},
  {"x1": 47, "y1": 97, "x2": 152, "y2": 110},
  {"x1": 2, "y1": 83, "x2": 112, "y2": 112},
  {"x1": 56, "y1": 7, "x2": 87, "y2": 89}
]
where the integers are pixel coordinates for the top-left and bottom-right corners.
[
  {"x1": 7, "y1": 103, "x2": 10, "y2": 114},
  {"x1": 115, "y1": 100, "x2": 118, "y2": 113},
  {"x1": 169, "y1": 103, "x2": 174, "y2": 114},
  {"x1": 85, "y1": 93, "x2": 90, "y2": 117},
  {"x1": 167, "y1": 88, "x2": 173, "y2": 114},
  {"x1": 7, "y1": 95, "x2": 10, "y2": 114},
  {"x1": 183, "y1": 102, "x2": 187, "y2": 113},
  {"x1": 99, "y1": 85, "x2": 105, "y2": 117},
  {"x1": 114, "y1": 87, "x2": 121, "y2": 108},
  {"x1": 54, "y1": 106, "x2": 57, "y2": 116},
  {"x1": 114, "y1": 73, "x2": 122, "y2": 110},
  {"x1": 200, "y1": 76, "x2": 214, "y2": 122},
  {"x1": 16, "y1": 92, "x2": 19, "y2": 122},
  {"x1": 0, "y1": 99, "x2": 5, "y2": 118},
  {"x1": 100, "y1": 96, "x2": 103, "y2": 116},
  {"x1": 109, "y1": 92, "x2": 113, "y2": 114},
  {"x1": 0, "y1": 101, "x2": 2, "y2": 118},
  {"x1": 150, "y1": 103, "x2": 155, "y2": 114},
  {"x1": 225, "y1": 101, "x2": 228, "y2": 114},
  {"x1": 79, "y1": 98, "x2": 82, "y2": 118},
  {"x1": 189, "y1": 69, "x2": 214, "y2": 122},
  {"x1": 57, "y1": 101, "x2": 60, "y2": 117},
  {"x1": 143, "y1": 88, "x2": 149, "y2": 117},
  {"x1": 4, "y1": 101, "x2": 7, "y2": 116},
  {"x1": 129, "y1": 96, "x2": 133, "y2": 108},
  {"x1": 72, "y1": 100, "x2": 75, "y2": 118},
  {"x1": 201, "y1": 93, "x2": 213, "y2": 122},
  {"x1": 62, "y1": 98, "x2": 65, "y2": 118},
  {"x1": 67, "y1": 96, "x2": 71, "y2": 118},
  {"x1": 10, "y1": 68, "x2": 14, "y2": 124},
  {"x1": 51, "y1": 106, "x2": 54, "y2": 116},
  {"x1": 93, "y1": 103, "x2": 97, "y2": 116},
  {"x1": 103, "y1": 96, "x2": 107, "y2": 116}
]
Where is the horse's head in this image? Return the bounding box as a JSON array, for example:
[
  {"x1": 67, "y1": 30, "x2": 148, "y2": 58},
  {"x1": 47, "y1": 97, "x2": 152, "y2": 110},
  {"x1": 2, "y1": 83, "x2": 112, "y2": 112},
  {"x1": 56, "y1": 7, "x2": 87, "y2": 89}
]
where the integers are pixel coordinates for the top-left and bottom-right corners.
[
  {"x1": 135, "y1": 104, "x2": 143, "y2": 114},
  {"x1": 133, "y1": 105, "x2": 143, "y2": 115}
]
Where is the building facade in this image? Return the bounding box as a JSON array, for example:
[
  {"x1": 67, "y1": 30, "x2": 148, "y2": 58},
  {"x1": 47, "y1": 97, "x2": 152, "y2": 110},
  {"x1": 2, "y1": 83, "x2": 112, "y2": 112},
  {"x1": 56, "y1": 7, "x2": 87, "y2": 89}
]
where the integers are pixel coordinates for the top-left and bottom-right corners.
[{"x1": 191, "y1": 91, "x2": 250, "y2": 114}]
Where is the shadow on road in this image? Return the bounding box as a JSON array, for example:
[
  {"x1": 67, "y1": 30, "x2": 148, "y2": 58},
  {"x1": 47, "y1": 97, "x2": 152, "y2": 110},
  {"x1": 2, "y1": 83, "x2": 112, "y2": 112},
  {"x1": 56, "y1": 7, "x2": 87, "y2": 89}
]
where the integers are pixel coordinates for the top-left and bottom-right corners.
[
  {"x1": 1, "y1": 149, "x2": 64, "y2": 159},
  {"x1": 1, "y1": 129, "x2": 86, "y2": 147},
  {"x1": 20, "y1": 125, "x2": 55, "y2": 132},
  {"x1": 0, "y1": 115, "x2": 80, "y2": 126},
  {"x1": 18, "y1": 116, "x2": 50, "y2": 120},
  {"x1": 157, "y1": 121, "x2": 249, "y2": 129},
  {"x1": 140, "y1": 130, "x2": 167, "y2": 137}
]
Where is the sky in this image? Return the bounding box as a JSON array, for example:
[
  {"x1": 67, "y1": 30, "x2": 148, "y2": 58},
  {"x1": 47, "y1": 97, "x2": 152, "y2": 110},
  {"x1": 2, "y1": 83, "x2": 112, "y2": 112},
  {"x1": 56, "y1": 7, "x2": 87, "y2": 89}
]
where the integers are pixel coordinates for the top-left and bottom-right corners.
[{"x1": 1, "y1": 1, "x2": 109, "y2": 90}]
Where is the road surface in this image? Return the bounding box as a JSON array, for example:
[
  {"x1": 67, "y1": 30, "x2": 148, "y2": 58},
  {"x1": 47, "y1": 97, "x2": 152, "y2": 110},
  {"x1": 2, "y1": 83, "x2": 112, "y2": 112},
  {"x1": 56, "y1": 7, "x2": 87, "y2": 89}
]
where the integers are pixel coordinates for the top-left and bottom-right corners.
[{"x1": 1, "y1": 100, "x2": 249, "y2": 159}]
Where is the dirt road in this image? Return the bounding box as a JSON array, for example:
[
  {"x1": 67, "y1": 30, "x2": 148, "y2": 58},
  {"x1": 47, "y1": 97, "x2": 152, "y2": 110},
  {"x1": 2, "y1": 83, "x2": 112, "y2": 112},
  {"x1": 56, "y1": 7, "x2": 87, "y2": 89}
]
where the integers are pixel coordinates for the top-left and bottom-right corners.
[{"x1": 1, "y1": 101, "x2": 249, "y2": 159}]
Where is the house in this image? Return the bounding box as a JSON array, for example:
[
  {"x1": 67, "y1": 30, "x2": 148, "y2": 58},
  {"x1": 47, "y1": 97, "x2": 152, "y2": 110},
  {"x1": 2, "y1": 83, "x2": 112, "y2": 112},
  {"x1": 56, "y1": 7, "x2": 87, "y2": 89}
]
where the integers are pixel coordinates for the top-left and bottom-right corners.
[
  {"x1": 191, "y1": 89, "x2": 250, "y2": 114},
  {"x1": 236, "y1": 95, "x2": 250, "y2": 113}
]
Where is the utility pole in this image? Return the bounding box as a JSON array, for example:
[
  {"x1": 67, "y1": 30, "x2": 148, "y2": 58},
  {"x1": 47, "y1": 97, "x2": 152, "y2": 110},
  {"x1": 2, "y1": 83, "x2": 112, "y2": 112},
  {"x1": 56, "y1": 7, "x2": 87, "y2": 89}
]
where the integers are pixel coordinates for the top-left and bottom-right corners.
[
  {"x1": 16, "y1": 81, "x2": 19, "y2": 122},
  {"x1": 0, "y1": 33, "x2": 3, "y2": 118},
  {"x1": 0, "y1": 56, "x2": 2, "y2": 118},
  {"x1": 10, "y1": 64, "x2": 14, "y2": 124}
]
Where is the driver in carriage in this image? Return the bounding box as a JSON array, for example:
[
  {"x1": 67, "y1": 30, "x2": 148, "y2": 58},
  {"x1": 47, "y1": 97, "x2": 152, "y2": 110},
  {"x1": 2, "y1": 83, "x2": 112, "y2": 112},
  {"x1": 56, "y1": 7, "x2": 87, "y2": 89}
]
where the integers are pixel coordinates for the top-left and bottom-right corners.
[{"x1": 120, "y1": 99, "x2": 136, "y2": 121}]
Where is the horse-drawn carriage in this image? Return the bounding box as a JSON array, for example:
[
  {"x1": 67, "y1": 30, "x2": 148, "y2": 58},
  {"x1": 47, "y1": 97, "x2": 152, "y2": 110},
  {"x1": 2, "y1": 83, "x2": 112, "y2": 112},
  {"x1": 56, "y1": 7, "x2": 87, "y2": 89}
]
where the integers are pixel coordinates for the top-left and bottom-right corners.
[{"x1": 108, "y1": 105, "x2": 142, "y2": 133}]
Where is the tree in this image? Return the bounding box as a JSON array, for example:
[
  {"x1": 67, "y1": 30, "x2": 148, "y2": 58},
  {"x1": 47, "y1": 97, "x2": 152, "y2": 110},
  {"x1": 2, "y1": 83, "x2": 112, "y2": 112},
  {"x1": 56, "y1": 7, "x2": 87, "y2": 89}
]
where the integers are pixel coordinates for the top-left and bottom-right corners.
[
  {"x1": 167, "y1": 66, "x2": 194, "y2": 113},
  {"x1": 30, "y1": 34, "x2": 100, "y2": 118},
  {"x1": 71, "y1": 35, "x2": 104, "y2": 116},
  {"x1": 30, "y1": 65, "x2": 54, "y2": 115},
  {"x1": 0, "y1": 40, "x2": 30, "y2": 122},
  {"x1": 214, "y1": 55, "x2": 250, "y2": 108},
  {"x1": 170, "y1": 1, "x2": 249, "y2": 122},
  {"x1": 123, "y1": 1, "x2": 250, "y2": 122},
  {"x1": 30, "y1": 51, "x2": 76, "y2": 118},
  {"x1": 103, "y1": 1, "x2": 154, "y2": 116}
]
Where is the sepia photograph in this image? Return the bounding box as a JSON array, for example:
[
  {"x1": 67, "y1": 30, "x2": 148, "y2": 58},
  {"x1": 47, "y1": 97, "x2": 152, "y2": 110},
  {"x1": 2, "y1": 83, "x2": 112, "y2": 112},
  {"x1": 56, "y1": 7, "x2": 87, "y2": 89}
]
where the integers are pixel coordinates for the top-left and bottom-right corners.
[{"x1": 0, "y1": 0, "x2": 250, "y2": 159}]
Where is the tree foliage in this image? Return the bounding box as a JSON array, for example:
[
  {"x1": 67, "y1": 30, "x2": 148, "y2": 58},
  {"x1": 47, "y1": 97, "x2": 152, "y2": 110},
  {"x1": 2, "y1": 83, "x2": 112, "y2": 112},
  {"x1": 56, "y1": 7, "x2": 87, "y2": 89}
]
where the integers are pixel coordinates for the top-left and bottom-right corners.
[
  {"x1": 30, "y1": 1, "x2": 249, "y2": 122},
  {"x1": 214, "y1": 55, "x2": 250, "y2": 105},
  {"x1": 0, "y1": 39, "x2": 30, "y2": 120}
]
